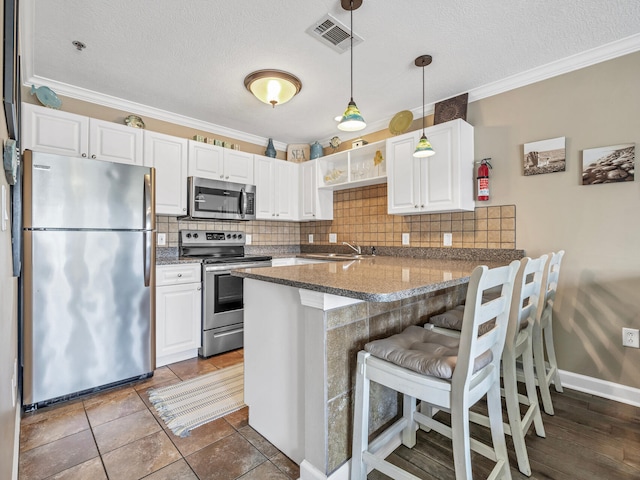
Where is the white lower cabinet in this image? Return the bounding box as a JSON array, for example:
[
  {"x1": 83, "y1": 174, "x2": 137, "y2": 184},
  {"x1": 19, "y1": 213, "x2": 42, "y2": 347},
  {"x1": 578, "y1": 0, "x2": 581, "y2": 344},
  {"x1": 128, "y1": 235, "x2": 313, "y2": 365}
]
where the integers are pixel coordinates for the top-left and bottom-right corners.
[
  {"x1": 156, "y1": 264, "x2": 202, "y2": 367},
  {"x1": 387, "y1": 118, "x2": 475, "y2": 214}
]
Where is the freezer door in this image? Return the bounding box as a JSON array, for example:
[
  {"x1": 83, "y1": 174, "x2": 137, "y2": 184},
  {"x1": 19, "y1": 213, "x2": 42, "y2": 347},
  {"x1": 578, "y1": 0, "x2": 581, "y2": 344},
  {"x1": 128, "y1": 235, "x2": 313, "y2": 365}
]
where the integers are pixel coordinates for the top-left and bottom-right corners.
[
  {"x1": 23, "y1": 150, "x2": 155, "y2": 230},
  {"x1": 22, "y1": 230, "x2": 155, "y2": 406}
]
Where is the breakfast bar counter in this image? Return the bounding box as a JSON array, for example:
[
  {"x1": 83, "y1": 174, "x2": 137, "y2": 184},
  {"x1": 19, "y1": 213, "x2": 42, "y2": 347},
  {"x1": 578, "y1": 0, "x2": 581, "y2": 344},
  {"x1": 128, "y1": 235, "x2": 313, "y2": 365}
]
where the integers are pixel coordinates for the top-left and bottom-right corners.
[{"x1": 234, "y1": 254, "x2": 521, "y2": 480}]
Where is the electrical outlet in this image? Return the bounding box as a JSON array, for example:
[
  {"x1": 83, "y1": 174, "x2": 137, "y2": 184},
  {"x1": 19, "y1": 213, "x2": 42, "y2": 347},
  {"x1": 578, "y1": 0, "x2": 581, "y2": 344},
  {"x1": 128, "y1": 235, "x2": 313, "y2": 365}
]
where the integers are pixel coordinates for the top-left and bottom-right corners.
[
  {"x1": 402, "y1": 233, "x2": 410, "y2": 245},
  {"x1": 622, "y1": 328, "x2": 640, "y2": 348},
  {"x1": 157, "y1": 233, "x2": 166, "y2": 246},
  {"x1": 329, "y1": 233, "x2": 337, "y2": 243},
  {"x1": 443, "y1": 233, "x2": 453, "y2": 247},
  {"x1": 245, "y1": 234, "x2": 252, "y2": 245},
  {"x1": 309, "y1": 234, "x2": 314, "y2": 244}
]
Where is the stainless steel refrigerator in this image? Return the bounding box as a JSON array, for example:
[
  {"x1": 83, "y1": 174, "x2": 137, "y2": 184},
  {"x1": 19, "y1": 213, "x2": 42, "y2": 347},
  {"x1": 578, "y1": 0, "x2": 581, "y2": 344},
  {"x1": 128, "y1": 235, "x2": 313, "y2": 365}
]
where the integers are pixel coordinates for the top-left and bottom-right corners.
[{"x1": 22, "y1": 150, "x2": 156, "y2": 409}]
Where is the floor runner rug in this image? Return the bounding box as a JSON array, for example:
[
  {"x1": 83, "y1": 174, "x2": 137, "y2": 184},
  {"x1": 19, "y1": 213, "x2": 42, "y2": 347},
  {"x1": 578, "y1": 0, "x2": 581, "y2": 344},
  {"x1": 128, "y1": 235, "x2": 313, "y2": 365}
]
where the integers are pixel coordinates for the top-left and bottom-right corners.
[{"x1": 148, "y1": 363, "x2": 244, "y2": 437}]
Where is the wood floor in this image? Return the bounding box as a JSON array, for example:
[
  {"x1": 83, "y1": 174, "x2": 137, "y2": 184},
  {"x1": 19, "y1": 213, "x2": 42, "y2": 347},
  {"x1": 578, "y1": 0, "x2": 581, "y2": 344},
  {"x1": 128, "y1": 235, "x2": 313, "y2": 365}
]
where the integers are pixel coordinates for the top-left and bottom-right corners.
[{"x1": 369, "y1": 386, "x2": 640, "y2": 480}]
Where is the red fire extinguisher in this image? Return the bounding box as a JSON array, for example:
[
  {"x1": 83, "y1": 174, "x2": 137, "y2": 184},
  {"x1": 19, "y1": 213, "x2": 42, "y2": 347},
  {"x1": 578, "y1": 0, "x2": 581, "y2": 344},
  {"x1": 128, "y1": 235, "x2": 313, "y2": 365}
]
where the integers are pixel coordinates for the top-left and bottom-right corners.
[{"x1": 477, "y1": 158, "x2": 492, "y2": 201}]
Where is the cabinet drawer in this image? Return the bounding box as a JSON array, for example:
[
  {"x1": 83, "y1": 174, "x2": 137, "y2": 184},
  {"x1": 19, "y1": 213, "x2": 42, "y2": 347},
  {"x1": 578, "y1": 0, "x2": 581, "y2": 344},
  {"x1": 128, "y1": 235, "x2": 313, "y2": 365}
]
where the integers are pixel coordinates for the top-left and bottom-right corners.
[{"x1": 156, "y1": 263, "x2": 201, "y2": 286}]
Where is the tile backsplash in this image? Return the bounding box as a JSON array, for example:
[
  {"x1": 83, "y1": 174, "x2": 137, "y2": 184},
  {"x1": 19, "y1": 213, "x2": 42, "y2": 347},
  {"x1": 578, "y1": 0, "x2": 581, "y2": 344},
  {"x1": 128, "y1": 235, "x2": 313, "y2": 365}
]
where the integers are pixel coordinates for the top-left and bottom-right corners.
[
  {"x1": 300, "y1": 184, "x2": 516, "y2": 249},
  {"x1": 158, "y1": 184, "x2": 515, "y2": 250}
]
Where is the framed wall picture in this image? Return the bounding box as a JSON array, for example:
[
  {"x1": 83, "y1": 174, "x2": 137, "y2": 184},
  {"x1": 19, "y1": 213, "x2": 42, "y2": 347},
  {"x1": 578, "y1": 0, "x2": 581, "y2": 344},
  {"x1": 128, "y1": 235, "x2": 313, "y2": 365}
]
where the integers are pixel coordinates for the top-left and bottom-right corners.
[
  {"x1": 287, "y1": 143, "x2": 310, "y2": 163},
  {"x1": 582, "y1": 143, "x2": 635, "y2": 185},
  {"x1": 523, "y1": 136, "x2": 566, "y2": 176}
]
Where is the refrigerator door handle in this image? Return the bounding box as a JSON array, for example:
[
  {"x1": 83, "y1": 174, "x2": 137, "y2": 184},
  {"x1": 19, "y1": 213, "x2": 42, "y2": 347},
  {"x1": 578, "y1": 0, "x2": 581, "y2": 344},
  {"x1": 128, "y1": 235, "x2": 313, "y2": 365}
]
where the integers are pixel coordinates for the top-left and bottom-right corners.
[
  {"x1": 143, "y1": 171, "x2": 155, "y2": 287},
  {"x1": 144, "y1": 231, "x2": 152, "y2": 286}
]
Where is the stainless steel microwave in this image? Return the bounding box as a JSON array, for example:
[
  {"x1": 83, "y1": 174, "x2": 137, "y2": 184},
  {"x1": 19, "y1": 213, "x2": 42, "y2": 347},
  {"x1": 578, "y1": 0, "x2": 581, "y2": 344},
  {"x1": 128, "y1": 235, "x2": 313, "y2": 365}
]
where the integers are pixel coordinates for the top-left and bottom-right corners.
[{"x1": 186, "y1": 177, "x2": 256, "y2": 221}]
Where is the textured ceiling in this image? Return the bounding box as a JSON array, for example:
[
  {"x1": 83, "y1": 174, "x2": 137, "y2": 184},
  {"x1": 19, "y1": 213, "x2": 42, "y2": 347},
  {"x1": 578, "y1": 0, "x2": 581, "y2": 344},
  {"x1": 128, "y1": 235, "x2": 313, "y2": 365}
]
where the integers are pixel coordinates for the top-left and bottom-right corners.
[{"x1": 21, "y1": 0, "x2": 640, "y2": 146}]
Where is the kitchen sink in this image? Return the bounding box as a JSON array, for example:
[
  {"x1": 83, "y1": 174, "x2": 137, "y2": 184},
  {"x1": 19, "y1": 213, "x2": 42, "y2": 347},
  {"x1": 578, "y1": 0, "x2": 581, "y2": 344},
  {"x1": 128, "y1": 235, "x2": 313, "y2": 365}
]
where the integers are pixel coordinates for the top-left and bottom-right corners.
[{"x1": 298, "y1": 253, "x2": 374, "y2": 261}]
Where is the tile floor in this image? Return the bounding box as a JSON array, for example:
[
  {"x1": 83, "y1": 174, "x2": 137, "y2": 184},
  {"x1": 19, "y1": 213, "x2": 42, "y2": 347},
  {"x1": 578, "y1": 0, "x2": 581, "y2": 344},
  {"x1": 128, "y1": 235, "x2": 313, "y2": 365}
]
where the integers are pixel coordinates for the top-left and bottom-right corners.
[{"x1": 18, "y1": 349, "x2": 300, "y2": 480}]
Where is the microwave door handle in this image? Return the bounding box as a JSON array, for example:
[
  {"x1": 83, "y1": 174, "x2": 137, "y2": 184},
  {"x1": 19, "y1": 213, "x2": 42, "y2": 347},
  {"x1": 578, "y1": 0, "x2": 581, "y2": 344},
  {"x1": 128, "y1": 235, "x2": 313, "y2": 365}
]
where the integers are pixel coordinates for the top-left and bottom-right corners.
[{"x1": 240, "y1": 188, "x2": 247, "y2": 219}]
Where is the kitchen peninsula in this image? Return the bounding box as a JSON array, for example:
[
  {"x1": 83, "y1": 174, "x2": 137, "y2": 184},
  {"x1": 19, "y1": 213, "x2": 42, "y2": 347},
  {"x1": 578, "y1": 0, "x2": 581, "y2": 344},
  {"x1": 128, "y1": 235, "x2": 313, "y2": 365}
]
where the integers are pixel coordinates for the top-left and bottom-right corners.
[{"x1": 234, "y1": 252, "x2": 523, "y2": 480}]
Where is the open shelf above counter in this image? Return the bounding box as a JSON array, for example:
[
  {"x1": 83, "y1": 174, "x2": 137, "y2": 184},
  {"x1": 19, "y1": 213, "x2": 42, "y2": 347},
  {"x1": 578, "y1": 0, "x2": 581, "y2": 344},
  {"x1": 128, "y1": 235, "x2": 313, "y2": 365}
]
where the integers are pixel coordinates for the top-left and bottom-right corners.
[{"x1": 318, "y1": 140, "x2": 387, "y2": 191}]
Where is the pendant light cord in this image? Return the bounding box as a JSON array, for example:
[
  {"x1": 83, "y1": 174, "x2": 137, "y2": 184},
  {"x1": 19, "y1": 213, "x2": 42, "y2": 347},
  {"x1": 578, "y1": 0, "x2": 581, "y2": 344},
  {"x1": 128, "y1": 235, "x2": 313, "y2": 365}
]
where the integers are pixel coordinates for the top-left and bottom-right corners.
[
  {"x1": 350, "y1": 0, "x2": 354, "y2": 102},
  {"x1": 422, "y1": 63, "x2": 425, "y2": 135}
]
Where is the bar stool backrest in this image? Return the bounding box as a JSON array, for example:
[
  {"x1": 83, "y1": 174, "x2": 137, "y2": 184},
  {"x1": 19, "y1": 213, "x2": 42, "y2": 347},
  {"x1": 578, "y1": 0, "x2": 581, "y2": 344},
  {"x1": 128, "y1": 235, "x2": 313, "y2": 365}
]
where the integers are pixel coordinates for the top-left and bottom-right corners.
[
  {"x1": 539, "y1": 250, "x2": 565, "y2": 327},
  {"x1": 453, "y1": 260, "x2": 520, "y2": 394}
]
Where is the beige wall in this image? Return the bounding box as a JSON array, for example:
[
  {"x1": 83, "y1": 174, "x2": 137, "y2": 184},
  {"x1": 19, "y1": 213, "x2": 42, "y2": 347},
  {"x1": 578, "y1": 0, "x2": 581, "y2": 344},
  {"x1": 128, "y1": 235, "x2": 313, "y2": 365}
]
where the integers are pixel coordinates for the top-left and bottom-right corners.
[
  {"x1": 0, "y1": 0, "x2": 20, "y2": 477},
  {"x1": 468, "y1": 52, "x2": 640, "y2": 388}
]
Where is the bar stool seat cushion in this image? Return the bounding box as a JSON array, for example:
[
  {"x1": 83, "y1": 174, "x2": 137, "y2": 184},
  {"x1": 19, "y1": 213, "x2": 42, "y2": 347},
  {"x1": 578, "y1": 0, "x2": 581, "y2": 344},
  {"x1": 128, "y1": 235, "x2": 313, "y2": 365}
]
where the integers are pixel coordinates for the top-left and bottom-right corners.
[{"x1": 364, "y1": 325, "x2": 492, "y2": 380}]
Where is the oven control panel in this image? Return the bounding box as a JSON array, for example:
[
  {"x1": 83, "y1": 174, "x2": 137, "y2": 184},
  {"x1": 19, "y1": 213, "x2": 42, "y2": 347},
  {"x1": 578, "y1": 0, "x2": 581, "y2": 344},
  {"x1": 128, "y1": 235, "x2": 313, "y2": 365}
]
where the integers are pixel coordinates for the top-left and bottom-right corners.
[{"x1": 180, "y1": 229, "x2": 245, "y2": 246}]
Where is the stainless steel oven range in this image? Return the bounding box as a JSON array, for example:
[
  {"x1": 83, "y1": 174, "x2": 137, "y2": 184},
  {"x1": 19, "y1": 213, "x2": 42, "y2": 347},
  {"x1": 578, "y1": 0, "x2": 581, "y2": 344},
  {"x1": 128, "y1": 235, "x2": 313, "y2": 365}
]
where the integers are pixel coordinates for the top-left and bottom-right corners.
[{"x1": 179, "y1": 230, "x2": 272, "y2": 357}]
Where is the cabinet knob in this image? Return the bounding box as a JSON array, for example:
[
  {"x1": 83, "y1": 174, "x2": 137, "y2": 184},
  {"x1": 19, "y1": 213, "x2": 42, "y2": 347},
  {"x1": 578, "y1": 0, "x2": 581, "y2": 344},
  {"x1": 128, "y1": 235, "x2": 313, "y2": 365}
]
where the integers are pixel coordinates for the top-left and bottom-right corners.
[
  {"x1": 414, "y1": 205, "x2": 418, "y2": 208},
  {"x1": 276, "y1": 213, "x2": 280, "y2": 217},
  {"x1": 220, "y1": 175, "x2": 224, "y2": 179},
  {"x1": 225, "y1": 176, "x2": 229, "y2": 179},
  {"x1": 91, "y1": 154, "x2": 96, "y2": 159},
  {"x1": 183, "y1": 208, "x2": 187, "y2": 211},
  {"x1": 82, "y1": 153, "x2": 87, "y2": 158},
  {"x1": 197, "y1": 286, "x2": 201, "y2": 291},
  {"x1": 272, "y1": 213, "x2": 275, "y2": 216},
  {"x1": 177, "y1": 273, "x2": 182, "y2": 277},
  {"x1": 421, "y1": 205, "x2": 424, "y2": 208}
]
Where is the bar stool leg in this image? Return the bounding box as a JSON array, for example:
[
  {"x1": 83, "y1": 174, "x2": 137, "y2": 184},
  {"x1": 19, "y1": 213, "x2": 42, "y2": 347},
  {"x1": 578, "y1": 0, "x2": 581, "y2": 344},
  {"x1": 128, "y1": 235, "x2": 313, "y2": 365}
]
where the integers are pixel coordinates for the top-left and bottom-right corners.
[
  {"x1": 523, "y1": 336, "x2": 546, "y2": 436},
  {"x1": 533, "y1": 324, "x2": 554, "y2": 415},
  {"x1": 544, "y1": 323, "x2": 563, "y2": 393},
  {"x1": 402, "y1": 394, "x2": 417, "y2": 448},
  {"x1": 486, "y1": 379, "x2": 513, "y2": 480},
  {"x1": 451, "y1": 401, "x2": 473, "y2": 479},
  {"x1": 351, "y1": 357, "x2": 370, "y2": 480}
]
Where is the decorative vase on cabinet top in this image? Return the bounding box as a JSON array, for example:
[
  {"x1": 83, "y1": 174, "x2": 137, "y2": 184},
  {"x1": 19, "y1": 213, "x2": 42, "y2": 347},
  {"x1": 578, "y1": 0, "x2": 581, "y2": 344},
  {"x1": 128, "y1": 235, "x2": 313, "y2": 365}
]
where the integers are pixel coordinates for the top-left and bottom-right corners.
[
  {"x1": 310, "y1": 141, "x2": 323, "y2": 159},
  {"x1": 265, "y1": 138, "x2": 276, "y2": 158}
]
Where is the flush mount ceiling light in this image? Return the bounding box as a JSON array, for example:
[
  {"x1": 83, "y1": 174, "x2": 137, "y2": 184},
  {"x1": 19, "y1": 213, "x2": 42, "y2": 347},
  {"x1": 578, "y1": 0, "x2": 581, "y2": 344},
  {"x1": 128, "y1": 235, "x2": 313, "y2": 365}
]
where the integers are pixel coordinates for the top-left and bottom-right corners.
[
  {"x1": 413, "y1": 54, "x2": 436, "y2": 158},
  {"x1": 337, "y1": 0, "x2": 366, "y2": 132},
  {"x1": 244, "y1": 70, "x2": 302, "y2": 108}
]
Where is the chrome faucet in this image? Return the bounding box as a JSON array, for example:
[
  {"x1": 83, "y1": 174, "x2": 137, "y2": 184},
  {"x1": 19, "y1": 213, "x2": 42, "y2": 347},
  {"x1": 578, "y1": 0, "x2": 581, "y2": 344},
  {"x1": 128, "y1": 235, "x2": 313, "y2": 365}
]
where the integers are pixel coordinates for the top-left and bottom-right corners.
[{"x1": 342, "y1": 241, "x2": 361, "y2": 255}]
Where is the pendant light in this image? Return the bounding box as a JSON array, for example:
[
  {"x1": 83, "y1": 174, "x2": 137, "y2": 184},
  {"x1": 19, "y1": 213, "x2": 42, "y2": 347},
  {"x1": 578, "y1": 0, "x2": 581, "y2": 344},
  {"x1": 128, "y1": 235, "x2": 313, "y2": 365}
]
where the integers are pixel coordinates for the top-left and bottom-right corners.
[
  {"x1": 337, "y1": 0, "x2": 366, "y2": 132},
  {"x1": 413, "y1": 55, "x2": 435, "y2": 158}
]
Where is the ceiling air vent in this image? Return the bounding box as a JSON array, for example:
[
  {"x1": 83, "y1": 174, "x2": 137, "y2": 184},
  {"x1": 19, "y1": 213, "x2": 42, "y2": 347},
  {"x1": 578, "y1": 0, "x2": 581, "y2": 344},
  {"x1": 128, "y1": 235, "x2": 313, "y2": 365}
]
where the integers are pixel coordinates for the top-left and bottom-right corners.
[{"x1": 307, "y1": 14, "x2": 363, "y2": 53}]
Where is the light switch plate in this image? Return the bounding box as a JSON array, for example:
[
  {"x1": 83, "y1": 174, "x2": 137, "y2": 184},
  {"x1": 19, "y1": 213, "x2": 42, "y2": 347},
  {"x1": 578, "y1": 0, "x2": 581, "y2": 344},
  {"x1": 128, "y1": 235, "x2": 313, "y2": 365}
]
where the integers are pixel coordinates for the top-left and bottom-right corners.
[
  {"x1": 309, "y1": 234, "x2": 314, "y2": 243},
  {"x1": 245, "y1": 234, "x2": 252, "y2": 245},
  {"x1": 402, "y1": 233, "x2": 410, "y2": 245},
  {"x1": 443, "y1": 233, "x2": 453, "y2": 247},
  {"x1": 329, "y1": 233, "x2": 337, "y2": 243},
  {"x1": 157, "y1": 233, "x2": 166, "y2": 246}
]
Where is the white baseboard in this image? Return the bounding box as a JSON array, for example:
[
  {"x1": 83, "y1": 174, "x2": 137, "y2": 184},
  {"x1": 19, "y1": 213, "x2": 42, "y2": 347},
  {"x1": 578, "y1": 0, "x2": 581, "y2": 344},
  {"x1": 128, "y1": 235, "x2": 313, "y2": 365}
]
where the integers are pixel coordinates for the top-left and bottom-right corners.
[{"x1": 558, "y1": 369, "x2": 640, "y2": 407}]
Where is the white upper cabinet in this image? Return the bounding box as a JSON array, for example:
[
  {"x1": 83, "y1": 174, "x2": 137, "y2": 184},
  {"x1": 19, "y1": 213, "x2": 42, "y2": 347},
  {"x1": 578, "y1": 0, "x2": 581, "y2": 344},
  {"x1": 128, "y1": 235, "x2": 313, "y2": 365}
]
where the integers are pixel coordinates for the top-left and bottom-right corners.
[
  {"x1": 387, "y1": 119, "x2": 475, "y2": 214},
  {"x1": 299, "y1": 159, "x2": 333, "y2": 221},
  {"x1": 22, "y1": 103, "x2": 143, "y2": 165},
  {"x1": 254, "y1": 155, "x2": 298, "y2": 220},
  {"x1": 144, "y1": 131, "x2": 188, "y2": 216},
  {"x1": 187, "y1": 141, "x2": 254, "y2": 184}
]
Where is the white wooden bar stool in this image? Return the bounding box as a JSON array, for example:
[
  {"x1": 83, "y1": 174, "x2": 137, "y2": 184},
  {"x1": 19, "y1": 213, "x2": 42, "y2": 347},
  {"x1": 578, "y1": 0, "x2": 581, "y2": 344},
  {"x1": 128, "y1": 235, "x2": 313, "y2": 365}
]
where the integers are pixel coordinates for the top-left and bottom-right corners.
[
  {"x1": 425, "y1": 256, "x2": 548, "y2": 476},
  {"x1": 533, "y1": 250, "x2": 565, "y2": 415},
  {"x1": 351, "y1": 261, "x2": 519, "y2": 480}
]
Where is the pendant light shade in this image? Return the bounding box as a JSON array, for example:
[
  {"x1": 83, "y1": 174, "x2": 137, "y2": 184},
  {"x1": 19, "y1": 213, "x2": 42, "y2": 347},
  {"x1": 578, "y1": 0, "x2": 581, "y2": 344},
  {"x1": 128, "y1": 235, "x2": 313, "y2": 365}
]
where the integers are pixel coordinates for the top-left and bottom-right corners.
[
  {"x1": 413, "y1": 54, "x2": 435, "y2": 158},
  {"x1": 337, "y1": 0, "x2": 366, "y2": 132}
]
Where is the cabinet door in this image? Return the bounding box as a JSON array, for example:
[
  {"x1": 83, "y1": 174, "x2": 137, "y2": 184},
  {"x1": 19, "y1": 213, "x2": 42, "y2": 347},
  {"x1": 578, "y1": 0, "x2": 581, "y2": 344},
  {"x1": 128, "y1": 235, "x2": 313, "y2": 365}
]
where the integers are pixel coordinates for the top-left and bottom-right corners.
[
  {"x1": 224, "y1": 149, "x2": 254, "y2": 184},
  {"x1": 419, "y1": 125, "x2": 454, "y2": 211},
  {"x1": 188, "y1": 141, "x2": 224, "y2": 179},
  {"x1": 387, "y1": 132, "x2": 421, "y2": 214},
  {"x1": 274, "y1": 160, "x2": 297, "y2": 220},
  {"x1": 156, "y1": 282, "x2": 202, "y2": 361},
  {"x1": 299, "y1": 160, "x2": 316, "y2": 220},
  {"x1": 254, "y1": 155, "x2": 274, "y2": 219},
  {"x1": 144, "y1": 131, "x2": 188, "y2": 215},
  {"x1": 22, "y1": 103, "x2": 89, "y2": 157},
  {"x1": 89, "y1": 118, "x2": 143, "y2": 165}
]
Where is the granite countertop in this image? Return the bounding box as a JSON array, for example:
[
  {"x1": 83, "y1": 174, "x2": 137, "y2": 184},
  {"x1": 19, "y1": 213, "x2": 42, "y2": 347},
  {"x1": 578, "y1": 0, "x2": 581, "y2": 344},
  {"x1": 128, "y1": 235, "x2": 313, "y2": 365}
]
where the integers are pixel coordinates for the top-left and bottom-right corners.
[
  {"x1": 233, "y1": 256, "x2": 512, "y2": 302},
  {"x1": 156, "y1": 257, "x2": 202, "y2": 266}
]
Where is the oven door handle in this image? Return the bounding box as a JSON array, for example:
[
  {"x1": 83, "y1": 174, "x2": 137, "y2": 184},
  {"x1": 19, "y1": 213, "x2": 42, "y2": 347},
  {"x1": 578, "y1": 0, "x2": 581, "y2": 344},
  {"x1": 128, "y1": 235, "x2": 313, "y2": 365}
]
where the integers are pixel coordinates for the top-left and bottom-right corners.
[
  {"x1": 204, "y1": 261, "x2": 272, "y2": 273},
  {"x1": 213, "y1": 328, "x2": 244, "y2": 338}
]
